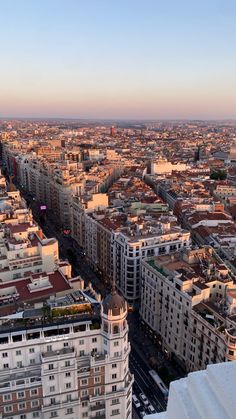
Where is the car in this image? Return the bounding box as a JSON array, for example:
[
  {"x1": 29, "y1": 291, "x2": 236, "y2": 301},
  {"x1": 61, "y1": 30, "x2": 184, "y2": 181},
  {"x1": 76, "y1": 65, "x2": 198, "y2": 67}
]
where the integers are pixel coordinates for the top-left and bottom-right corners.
[
  {"x1": 132, "y1": 394, "x2": 141, "y2": 408},
  {"x1": 139, "y1": 410, "x2": 146, "y2": 418},
  {"x1": 148, "y1": 404, "x2": 156, "y2": 414},
  {"x1": 139, "y1": 392, "x2": 149, "y2": 406}
]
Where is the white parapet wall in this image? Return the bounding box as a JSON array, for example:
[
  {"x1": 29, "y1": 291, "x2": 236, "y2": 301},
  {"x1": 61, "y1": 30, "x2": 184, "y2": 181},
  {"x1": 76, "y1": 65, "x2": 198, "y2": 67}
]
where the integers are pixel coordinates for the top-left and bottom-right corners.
[{"x1": 145, "y1": 361, "x2": 236, "y2": 419}]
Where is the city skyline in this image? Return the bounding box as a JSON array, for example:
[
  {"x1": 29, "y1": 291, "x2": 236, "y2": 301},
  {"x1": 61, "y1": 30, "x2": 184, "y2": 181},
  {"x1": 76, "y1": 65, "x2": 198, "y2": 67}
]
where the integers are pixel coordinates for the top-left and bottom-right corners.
[{"x1": 1, "y1": 0, "x2": 236, "y2": 120}]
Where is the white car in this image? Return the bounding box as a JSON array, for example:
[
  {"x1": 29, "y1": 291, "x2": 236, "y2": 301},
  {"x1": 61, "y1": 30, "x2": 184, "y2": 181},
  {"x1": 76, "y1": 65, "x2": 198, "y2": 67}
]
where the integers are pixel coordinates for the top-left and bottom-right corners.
[
  {"x1": 132, "y1": 394, "x2": 141, "y2": 408},
  {"x1": 140, "y1": 410, "x2": 146, "y2": 418},
  {"x1": 139, "y1": 392, "x2": 149, "y2": 406},
  {"x1": 148, "y1": 404, "x2": 156, "y2": 414}
]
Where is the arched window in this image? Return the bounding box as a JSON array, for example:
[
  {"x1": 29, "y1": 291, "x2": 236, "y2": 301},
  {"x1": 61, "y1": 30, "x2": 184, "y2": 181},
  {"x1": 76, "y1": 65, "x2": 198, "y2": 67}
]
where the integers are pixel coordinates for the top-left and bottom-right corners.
[{"x1": 113, "y1": 325, "x2": 119, "y2": 334}]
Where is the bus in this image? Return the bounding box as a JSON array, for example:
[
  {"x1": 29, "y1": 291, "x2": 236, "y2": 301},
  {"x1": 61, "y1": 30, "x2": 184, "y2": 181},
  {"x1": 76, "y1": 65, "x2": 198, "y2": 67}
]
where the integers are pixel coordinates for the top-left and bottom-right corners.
[{"x1": 149, "y1": 370, "x2": 169, "y2": 400}]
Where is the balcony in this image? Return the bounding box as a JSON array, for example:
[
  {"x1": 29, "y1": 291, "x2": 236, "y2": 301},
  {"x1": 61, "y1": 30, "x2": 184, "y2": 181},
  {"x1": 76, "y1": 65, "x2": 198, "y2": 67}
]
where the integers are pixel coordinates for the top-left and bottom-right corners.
[
  {"x1": 90, "y1": 353, "x2": 106, "y2": 365},
  {"x1": 42, "y1": 347, "x2": 74, "y2": 360},
  {"x1": 90, "y1": 403, "x2": 105, "y2": 411}
]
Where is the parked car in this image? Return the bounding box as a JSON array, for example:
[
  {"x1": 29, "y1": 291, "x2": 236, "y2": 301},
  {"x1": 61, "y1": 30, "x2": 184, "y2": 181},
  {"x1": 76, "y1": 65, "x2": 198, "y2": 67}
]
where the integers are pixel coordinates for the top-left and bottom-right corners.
[
  {"x1": 139, "y1": 392, "x2": 149, "y2": 406},
  {"x1": 132, "y1": 394, "x2": 141, "y2": 408},
  {"x1": 148, "y1": 404, "x2": 156, "y2": 414}
]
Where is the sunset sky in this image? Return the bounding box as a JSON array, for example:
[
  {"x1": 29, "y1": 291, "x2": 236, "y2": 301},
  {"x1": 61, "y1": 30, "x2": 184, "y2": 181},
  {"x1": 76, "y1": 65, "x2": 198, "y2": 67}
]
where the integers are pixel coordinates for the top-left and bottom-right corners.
[{"x1": 1, "y1": 0, "x2": 236, "y2": 119}]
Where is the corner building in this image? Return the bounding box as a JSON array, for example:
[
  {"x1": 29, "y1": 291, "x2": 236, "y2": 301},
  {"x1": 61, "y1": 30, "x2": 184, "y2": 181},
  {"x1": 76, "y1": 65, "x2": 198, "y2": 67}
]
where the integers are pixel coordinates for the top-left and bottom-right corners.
[{"x1": 0, "y1": 290, "x2": 133, "y2": 419}]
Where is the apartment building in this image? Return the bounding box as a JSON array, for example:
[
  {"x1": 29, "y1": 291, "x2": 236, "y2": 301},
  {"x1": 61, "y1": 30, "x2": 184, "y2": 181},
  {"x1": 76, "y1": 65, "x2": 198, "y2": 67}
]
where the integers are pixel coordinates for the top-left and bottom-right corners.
[
  {"x1": 140, "y1": 247, "x2": 236, "y2": 372},
  {"x1": 113, "y1": 220, "x2": 190, "y2": 304},
  {"x1": 83, "y1": 210, "x2": 190, "y2": 303},
  {"x1": 0, "y1": 288, "x2": 133, "y2": 419}
]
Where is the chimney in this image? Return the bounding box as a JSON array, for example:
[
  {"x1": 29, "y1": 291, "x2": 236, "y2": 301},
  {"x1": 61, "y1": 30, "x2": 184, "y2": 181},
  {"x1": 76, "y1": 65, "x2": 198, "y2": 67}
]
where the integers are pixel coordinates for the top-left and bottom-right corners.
[{"x1": 38, "y1": 229, "x2": 43, "y2": 240}]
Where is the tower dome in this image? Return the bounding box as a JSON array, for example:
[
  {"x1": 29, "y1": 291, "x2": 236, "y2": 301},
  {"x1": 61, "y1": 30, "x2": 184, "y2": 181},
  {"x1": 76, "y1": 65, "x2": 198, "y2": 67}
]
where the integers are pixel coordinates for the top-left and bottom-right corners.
[{"x1": 102, "y1": 284, "x2": 126, "y2": 317}]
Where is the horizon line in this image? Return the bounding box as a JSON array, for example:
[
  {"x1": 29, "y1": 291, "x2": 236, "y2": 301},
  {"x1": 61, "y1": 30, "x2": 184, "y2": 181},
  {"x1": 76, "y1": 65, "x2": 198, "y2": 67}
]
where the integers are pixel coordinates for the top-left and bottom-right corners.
[{"x1": 1, "y1": 116, "x2": 236, "y2": 123}]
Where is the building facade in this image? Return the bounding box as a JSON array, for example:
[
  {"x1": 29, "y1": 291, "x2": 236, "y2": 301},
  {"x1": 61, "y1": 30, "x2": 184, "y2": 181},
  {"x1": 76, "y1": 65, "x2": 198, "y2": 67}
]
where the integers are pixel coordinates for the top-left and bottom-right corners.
[{"x1": 0, "y1": 289, "x2": 133, "y2": 419}]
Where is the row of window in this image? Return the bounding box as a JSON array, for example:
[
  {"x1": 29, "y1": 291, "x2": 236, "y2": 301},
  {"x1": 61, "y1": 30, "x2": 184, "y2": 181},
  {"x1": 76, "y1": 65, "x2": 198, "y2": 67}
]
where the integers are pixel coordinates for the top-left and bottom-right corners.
[
  {"x1": 4, "y1": 389, "x2": 38, "y2": 401},
  {"x1": 2, "y1": 348, "x2": 35, "y2": 358},
  {"x1": 7, "y1": 414, "x2": 39, "y2": 419},
  {"x1": 4, "y1": 400, "x2": 39, "y2": 412}
]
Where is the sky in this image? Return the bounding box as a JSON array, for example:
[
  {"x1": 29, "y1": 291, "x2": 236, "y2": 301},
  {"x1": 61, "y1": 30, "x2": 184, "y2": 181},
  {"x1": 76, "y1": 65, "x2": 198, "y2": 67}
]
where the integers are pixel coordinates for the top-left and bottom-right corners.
[{"x1": 0, "y1": 0, "x2": 236, "y2": 120}]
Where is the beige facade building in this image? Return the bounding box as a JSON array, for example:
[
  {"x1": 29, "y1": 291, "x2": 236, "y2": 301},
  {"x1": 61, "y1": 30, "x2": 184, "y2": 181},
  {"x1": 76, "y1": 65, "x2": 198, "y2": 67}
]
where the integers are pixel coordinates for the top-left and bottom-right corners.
[
  {"x1": 0, "y1": 288, "x2": 133, "y2": 419},
  {"x1": 140, "y1": 247, "x2": 236, "y2": 372}
]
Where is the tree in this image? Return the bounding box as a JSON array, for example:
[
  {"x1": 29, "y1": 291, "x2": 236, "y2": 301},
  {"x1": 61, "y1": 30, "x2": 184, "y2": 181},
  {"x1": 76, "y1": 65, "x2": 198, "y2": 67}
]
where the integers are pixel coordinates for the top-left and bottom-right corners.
[{"x1": 210, "y1": 170, "x2": 227, "y2": 180}]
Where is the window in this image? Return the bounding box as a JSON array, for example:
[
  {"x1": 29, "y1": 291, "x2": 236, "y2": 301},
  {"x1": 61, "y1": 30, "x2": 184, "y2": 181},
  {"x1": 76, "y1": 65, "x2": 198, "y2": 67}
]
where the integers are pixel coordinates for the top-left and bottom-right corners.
[
  {"x1": 18, "y1": 402, "x2": 26, "y2": 410},
  {"x1": 3, "y1": 363, "x2": 9, "y2": 369},
  {"x1": 92, "y1": 337, "x2": 97, "y2": 343},
  {"x1": 4, "y1": 406, "x2": 13, "y2": 413},
  {"x1": 16, "y1": 350, "x2": 21, "y2": 356},
  {"x1": 94, "y1": 387, "x2": 100, "y2": 396},
  {"x1": 30, "y1": 359, "x2": 36, "y2": 365},
  {"x1": 65, "y1": 372, "x2": 71, "y2": 377},
  {"x1": 79, "y1": 350, "x2": 85, "y2": 356},
  {"x1": 81, "y1": 390, "x2": 88, "y2": 397},
  {"x1": 65, "y1": 360, "x2": 70, "y2": 367},
  {"x1": 111, "y1": 409, "x2": 120, "y2": 415},
  {"x1": 49, "y1": 364, "x2": 54, "y2": 370},
  {"x1": 81, "y1": 379, "x2": 88, "y2": 386},
  {"x1": 17, "y1": 361, "x2": 23, "y2": 368},
  {"x1": 112, "y1": 398, "x2": 120, "y2": 405},
  {"x1": 33, "y1": 413, "x2": 40, "y2": 418},
  {"x1": 17, "y1": 391, "x2": 25, "y2": 399},
  {"x1": 82, "y1": 413, "x2": 88, "y2": 418},
  {"x1": 31, "y1": 400, "x2": 39, "y2": 407},
  {"x1": 47, "y1": 345, "x2": 52, "y2": 352},
  {"x1": 66, "y1": 408, "x2": 73, "y2": 414},
  {"x1": 66, "y1": 383, "x2": 71, "y2": 389},
  {"x1": 50, "y1": 412, "x2": 58, "y2": 418},
  {"x1": 112, "y1": 385, "x2": 117, "y2": 392},
  {"x1": 79, "y1": 339, "x2": 84, "y2": 345},
  {"x1": 112, "y1": 363, "x2": 117, "y2": 369},
  {"x1": 49, "y1": 375, "x2": 54, "y2": 381},
  {"x1": 114, "y1": 341, "x2": 119, "y2": 347},
  {"x1": 229, "y1": 350, "x2": 234, "y2": 356},
  {"x1": 114, "y1": 352, "x2": 119, "y2": 357},
  {"x1": 50, "y1": 398, "x2": 56, "y2": 405},
  {"x1": 4, "y1": 394, "x2": 11, "y2": 401},
  {"x1": 20, "y1": 415, "x2": 26, "y2": 419},
  {"x1": 64, "y1": 342, "x2": 69, "y2": 347},
  {"x1": 50, "y1": 386, "x2": 55, "y2": 392},
  {"x1": 31, "y1": 389, "x2": 38, "y2": 396},
  {"x1": 112, "y1": 374, "x2": 117, "y2": 379},
  {"x1": 2, "y1": 352, "x2": 8, "y2": 358},
  {"x1": 82, "y1": 401, "x2": 88, "y2": 407},
  {"x1": 95, "y1": 376, "x2": 100, "y2": 383},
  {"x1": 94, "y1": 367, "x2": 100, "y2": 372},
  {"x1": 66, "y1": 394, "x2": 72, "y2": 402},
  {"x1": 29, "y1": 348, "x2": 35, "y2": 353}
]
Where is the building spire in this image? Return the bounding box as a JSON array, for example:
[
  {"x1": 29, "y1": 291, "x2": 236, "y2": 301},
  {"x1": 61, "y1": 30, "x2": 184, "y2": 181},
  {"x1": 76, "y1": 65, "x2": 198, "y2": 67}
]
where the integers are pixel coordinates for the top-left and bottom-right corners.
[{"x1": 111, "y1": 278, "x2": 116, "y2": 295}]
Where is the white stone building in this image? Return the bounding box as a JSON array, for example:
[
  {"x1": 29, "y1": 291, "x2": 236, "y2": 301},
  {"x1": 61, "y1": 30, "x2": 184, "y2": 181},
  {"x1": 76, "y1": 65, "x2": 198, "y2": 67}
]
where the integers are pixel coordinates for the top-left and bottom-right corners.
[{"x1": 0, "y1": 288, "x2": 133, "y2": 418}]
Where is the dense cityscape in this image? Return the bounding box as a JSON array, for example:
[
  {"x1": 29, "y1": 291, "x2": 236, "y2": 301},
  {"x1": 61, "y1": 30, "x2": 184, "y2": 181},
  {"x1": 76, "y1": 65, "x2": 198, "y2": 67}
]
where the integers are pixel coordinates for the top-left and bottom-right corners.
[
  {"x1": 0, "y1": 119, "x2": 236, "y2": 418},
  {"x1": 1, "y1": 0, "x2": 236, "y2": 417}
]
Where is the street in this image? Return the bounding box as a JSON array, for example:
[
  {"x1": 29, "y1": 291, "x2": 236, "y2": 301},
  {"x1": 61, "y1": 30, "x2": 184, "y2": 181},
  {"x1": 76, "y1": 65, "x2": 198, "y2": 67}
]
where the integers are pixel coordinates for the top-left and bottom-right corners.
[{"x1": 130, "y1": 346, "x2": 167, "y2": 417}]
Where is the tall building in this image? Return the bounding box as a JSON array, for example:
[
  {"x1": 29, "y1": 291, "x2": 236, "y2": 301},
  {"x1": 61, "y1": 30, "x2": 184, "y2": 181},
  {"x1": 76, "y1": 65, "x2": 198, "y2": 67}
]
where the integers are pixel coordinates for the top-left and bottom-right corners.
[{"x1": 0, "y1": 287, "x2": 133, "y2": 419}]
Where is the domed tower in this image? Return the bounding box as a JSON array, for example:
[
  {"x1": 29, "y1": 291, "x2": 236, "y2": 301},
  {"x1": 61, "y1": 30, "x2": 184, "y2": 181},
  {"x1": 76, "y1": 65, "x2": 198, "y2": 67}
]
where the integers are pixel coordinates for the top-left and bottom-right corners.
[
  {"x1": 101, "y1": 283, "x2": 133, "y2": 418},
  {"x1": 101, "y1": 283, "x2": 128, "y2": 353}
]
